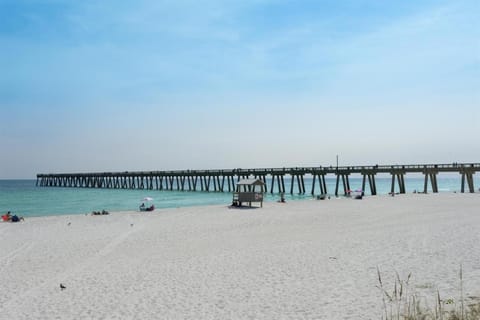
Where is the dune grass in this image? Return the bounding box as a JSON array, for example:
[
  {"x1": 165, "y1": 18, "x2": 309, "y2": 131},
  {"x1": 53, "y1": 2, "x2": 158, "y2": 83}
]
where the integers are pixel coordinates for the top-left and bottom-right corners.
[{"x1": 377, "y1": 266, "x2": 480, "y2": 320}]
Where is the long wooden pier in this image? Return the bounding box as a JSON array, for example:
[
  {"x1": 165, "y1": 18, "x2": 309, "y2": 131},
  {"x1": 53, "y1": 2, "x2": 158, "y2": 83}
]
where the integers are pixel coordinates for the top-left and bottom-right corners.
[{"x1": 36, "y1": 163, "x2": 479, "y2": 196}]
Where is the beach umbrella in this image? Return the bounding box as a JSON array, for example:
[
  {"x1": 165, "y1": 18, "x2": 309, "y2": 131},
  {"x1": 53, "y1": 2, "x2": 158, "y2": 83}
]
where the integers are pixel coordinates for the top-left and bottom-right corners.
[{"x1": 139, "y1": 197, "x2": 155, "y2": 211}]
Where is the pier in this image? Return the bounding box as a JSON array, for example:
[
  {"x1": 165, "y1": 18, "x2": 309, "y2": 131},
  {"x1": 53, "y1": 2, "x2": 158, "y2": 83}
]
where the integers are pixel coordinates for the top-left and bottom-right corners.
[{"x1": 37, "y1": 163, "x2": 479, "y2": 195}]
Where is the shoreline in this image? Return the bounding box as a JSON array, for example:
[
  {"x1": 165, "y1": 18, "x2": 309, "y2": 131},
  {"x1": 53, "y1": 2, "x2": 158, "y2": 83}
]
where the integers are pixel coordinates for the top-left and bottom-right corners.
[
  {"x1": 3, "y1": 189, "x2": 478, "y2": 220},
  {"x1": 2, "y1": 178, "x2": 480, "y2": 218},
  {"x1": 1, "y1": 193, "x2": 479, "y2": 319}
]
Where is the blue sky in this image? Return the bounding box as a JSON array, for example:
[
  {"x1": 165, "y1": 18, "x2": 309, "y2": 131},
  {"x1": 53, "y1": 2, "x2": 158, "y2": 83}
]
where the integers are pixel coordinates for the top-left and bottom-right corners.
[{"x1": 0, "y1": 0, "x2": 479, "y2": 178}]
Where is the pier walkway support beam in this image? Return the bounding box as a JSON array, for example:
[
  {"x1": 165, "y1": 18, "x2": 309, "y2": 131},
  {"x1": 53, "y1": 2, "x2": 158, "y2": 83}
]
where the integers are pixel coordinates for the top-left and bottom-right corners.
[
  {"x1": 289, "y1": 173, "x2": 306, "y2": 194},
  {"x1": 390, "y1": 170, "x2": 406, "y2": 194},
  {"x1": 253, "y1": 174, "x2": 267, "y2": 193},
  {"x1": 270, "y1": 174, "x2": 286, "y2": 194},
  {"x1": 227, "y1": 175, "x2": 237, "y2": 192},
  {"x1": 423, "y1": 168, "x2": 439, "y2": 193},
  {"x1": 311, "y1": 172, "x2": 327, "y2": 195},
  {"x1": 335, "y1": 171, "x2": 351, "y2": 196},
  {"x1": 361, "y1": 172, "x2": 377, "y2": 195},
  {"x1": 460, "y1": 167, "x2": 475, "y2": 193}
]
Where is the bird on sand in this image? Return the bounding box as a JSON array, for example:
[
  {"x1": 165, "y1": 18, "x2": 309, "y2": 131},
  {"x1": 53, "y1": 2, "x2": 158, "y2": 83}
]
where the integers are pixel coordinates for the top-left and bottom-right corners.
[{"x1": 60, "y1": 283, "x2": 66, "y2": 290}]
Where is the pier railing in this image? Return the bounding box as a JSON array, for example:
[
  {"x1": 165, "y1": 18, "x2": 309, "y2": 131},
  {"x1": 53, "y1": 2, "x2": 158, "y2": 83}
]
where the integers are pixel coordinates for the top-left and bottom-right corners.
[{"x1": 37, "y1": 163, "x2": 479, "y2": 196}]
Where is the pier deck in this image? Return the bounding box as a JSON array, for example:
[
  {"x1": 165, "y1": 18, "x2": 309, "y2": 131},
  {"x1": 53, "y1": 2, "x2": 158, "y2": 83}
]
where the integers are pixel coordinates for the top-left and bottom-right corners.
[{"x1": 37, "y1": 163, "x2": 479, "y2": 196}]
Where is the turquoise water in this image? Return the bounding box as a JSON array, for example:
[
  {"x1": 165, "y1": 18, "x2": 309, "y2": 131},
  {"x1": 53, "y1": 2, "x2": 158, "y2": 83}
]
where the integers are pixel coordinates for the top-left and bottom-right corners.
[{"x1": 1, "y1": 175, "x2": 478, "y2": 217}]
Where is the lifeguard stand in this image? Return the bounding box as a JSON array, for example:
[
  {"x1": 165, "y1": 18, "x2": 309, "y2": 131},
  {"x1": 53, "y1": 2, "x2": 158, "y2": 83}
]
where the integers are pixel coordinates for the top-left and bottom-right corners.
[{"x1": 232, "y1": 179, "x2": 265, "y2": 207}]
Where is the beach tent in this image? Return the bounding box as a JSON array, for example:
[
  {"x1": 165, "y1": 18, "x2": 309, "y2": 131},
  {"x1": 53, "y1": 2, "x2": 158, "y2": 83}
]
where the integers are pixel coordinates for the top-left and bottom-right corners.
[{"x1": 233, "y1": 179, "x2": 265, "y2": 207}]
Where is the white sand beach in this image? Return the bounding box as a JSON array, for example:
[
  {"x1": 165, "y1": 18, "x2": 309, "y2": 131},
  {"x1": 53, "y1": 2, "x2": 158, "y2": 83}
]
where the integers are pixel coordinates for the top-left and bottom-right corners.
[{"x1": 1, "y1": 193, "x2": 479, "y2": 319}]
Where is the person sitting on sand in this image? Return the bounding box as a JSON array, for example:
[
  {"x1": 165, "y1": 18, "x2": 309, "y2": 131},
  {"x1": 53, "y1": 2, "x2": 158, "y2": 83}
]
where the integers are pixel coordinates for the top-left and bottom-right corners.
[
  {"x1": 139, "y1": 203, "x2": 145, "y2": 211},
  {"x1": 2, "y1": 211, "x2": 12, "y2": 222},
  {"x1": 10, "y1": 214, "x2": 24, "y2": 222}
]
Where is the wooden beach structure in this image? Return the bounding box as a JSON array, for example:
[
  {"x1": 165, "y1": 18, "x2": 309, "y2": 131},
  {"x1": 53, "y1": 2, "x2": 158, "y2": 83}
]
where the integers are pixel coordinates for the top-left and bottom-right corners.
[
  {"x1": 232, "y1": 179, "x2": 265, "y2": 207},
  {"x1": 37, "y1": 163, "x2": 479, "y2": 196}
]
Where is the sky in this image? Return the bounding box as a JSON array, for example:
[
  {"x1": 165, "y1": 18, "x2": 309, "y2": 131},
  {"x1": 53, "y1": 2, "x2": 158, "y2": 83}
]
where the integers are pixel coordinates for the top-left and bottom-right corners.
[{"x1": 0, "y1": 0, "x2": 479, "y2": 179}]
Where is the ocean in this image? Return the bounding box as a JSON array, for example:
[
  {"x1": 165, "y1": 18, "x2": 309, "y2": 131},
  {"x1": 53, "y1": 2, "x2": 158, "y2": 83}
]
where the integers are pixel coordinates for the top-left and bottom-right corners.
[{"x1": 1, "y1": 174, "x2": 478, "y2": 218}]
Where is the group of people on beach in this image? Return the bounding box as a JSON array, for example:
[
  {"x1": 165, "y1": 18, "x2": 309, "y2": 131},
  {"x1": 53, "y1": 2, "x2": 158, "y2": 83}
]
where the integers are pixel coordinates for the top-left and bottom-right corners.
[
  {"x1": 139, "y1": 203, "x2": 155, "y2": 211},
  {"x1": 91, "y1": 210, "x2": 109, "y2": 216},
  {"x1": 1, "y1": 211, "x2": 24, "y2": 223}
]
